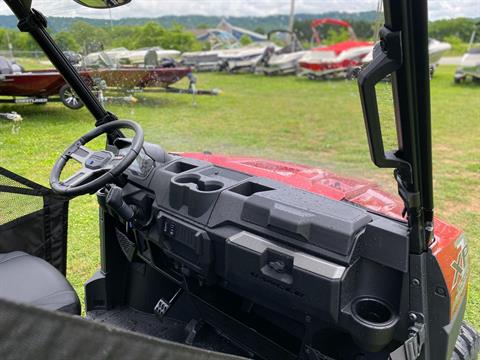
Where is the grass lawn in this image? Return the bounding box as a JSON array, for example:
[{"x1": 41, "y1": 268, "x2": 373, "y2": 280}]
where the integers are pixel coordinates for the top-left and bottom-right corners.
[{"x1": 1, "y1": 65, "x2": 479, "y2": 328}]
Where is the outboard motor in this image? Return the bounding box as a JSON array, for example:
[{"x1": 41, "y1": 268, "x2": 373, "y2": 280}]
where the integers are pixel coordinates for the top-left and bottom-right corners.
[
  {"x1": 258, "y1": 45, "x2": 276, "y2": 67},
  {"x1": 159, "y1": 58, "x2": 176, "y2": 68},
  {"x1": 0, "y1": 56, "x2": 14, "y2": 75},
  {"x1": 144, "y1": 49, "x2": 159, "y2": 68}
]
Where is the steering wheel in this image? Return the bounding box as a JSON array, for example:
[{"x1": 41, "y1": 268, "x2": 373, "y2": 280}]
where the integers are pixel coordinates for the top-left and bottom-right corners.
[{"x1": 50, "y1": 120, "x2": 144, "y2": 196}]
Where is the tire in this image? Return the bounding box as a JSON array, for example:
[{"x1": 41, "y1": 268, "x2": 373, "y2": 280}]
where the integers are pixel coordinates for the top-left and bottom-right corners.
[
  {"x1": 451, "y1": 322, "x2": 480, "y2": 360},
  {"x1": 59, "y1": 84, "x2": 84, "y2": 110}
]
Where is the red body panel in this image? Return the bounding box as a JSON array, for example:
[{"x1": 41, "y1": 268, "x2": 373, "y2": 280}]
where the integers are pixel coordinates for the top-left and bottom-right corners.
[{"x1": 183, "y1": 153, "x2": 464, "y2": 316}]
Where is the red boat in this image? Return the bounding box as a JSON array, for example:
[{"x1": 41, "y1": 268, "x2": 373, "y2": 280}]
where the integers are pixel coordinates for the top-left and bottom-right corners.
[
  {"x1": 89, "y1": 67, "x2": 192, "y2": 89},
  {"x1": 299, "y1": 18, "x2": 373, "y2": 79},
  {"x1": 0, "y1": 56, "x2": 193, "y2": 109}
]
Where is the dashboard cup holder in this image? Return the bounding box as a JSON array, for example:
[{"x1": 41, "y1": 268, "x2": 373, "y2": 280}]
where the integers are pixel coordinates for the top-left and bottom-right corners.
[
  {"x1": 174, "y1": 174, "x2": 224, "y2": 192},
  {"x1": 351, "y1": 297, "x2": 394, "y2": 326},
  {"x1": 170, "y1": 173, "x2": 226, "y2": 217}
]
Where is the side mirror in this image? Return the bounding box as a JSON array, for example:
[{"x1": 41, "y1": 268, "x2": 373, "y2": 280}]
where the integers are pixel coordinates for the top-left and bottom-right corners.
[{"x1": 73, "y1": 0, "x2": 131, "y2": 9}]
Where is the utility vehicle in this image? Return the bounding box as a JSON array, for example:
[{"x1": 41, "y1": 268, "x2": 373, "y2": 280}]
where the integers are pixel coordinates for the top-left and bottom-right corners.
[{"x1": 0, "y1": 0, "x2": 478, "y2": 359}]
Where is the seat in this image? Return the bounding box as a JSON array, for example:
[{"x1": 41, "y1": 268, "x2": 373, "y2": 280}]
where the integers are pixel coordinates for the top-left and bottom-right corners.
[{"x1": 0, "y1": 252, "x2": 80, "y2": 315}]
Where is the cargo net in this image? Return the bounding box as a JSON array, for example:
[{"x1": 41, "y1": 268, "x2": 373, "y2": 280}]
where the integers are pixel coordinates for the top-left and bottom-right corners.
[
  {"x1": 0, "y1": 171, "x2": 44, "y2": 225},
  {"x1": 0, "y1": 168, "x2": 69, "y2": 274}
]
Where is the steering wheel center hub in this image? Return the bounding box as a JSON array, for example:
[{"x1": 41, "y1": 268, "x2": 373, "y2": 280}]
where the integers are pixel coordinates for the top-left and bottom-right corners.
[{"x1": 85, "y1": 151, "x2": 113, "y2": 170}]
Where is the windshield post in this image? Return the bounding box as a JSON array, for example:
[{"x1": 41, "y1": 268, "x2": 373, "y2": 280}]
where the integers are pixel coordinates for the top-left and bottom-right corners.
[
  {"x1": 3, "y1": 0, "x2": 117, "y2": 126},
  {"x1": 384, "y1": 0, "x2": 434, "y2": 253},
  {"x1": 359, "y1": 0, "x2": 434, "y2": 254}
]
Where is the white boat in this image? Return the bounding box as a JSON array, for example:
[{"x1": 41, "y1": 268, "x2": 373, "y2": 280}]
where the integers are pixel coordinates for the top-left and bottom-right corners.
[
  {"x1": 298, "y1": 19, "x2": 373, "y2": 79},
  {"x1": 254, "y1": 30, "x2": 306, "y2": 75},
  {"x1": 429, "y1": 39, "x2": 452, "y2": 66},
  {"x1": 455, "y1": 23, "x2": 480, "y2": 83},
  {"x1": 219, "y1": 42, "x2": 279, "y2": 73},
  {"x1": 359, "y1": 38, "x2": 452, "y2": 78},
  {"x1": 119, "y1": 47, "x2": 181, "y2": 65},
  {"x1": 84, "y1": 47, "x2": 180, "y2": 68},
  {"x1": 182, "y1": 48, "x2": 233, "y2": 72},
  {"x1": 181, "y1": 30, "x2": 239, "y2": 72}
]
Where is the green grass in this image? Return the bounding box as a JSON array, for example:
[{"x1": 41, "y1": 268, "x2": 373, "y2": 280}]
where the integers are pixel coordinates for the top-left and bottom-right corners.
[
  {"x1": 0, "y1": 65, "x2": 479, "y2": 328},
  {"x1": 13, "y1": 57, "x2": 54, "y2": 70}
]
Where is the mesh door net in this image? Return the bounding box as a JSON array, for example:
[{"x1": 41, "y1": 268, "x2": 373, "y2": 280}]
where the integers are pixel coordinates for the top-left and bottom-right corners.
[{"x1": 0, "y1": 168, "x2": 69, "y2": 274}]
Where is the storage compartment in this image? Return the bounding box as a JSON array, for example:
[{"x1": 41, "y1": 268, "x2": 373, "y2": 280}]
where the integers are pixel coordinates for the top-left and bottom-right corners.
[
  {"x1": 225, "y1": 231, "x2": 345, "y2": 322},
  {"x1": 229, "y1": 181, "x2": 274, "y2": 197},
  {"x1": 165, "y1": 161, "x2": 198, "y2": 174},
  {"x1": 241, "y1": 188, "x2": 372, "y2": 256}
]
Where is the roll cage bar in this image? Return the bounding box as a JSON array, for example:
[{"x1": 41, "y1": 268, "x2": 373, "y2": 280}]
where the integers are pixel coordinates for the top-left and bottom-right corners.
[{"x1": 3, "y1": 0, "x2": 117, "y2": 128}]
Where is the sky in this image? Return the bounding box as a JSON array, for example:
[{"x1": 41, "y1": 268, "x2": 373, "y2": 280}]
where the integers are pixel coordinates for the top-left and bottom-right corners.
[{"x1": 0, "y1": 0, "x2": 478, "y2": 20}]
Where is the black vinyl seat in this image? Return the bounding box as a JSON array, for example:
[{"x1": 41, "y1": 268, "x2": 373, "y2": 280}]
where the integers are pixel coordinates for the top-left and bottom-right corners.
[{"x1": 0, "y1": 252, "x2": 80, "y2": 315}]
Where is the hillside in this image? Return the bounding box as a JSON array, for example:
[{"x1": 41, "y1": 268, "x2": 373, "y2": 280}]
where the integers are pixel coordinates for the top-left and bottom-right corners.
[{"x1": 0, "y1": 11, "x2": 379, "y2": 32}]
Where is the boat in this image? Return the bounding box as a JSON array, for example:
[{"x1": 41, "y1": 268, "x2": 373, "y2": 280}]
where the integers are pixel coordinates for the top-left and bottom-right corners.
[
  {"x1": 181, "y1": 30, "x2": 238, "y2": 72},
  {"x1": 219, "y1": 41, "x2": 279, "y2": 73},
  {"x1": 254, "y1": 30, "x2": 306, "y2": 75},
  {"x1": 455, "y1": 22, "x2": 480, "y2": 83},
  {"x1": 83, "y1": 47, "x2": 181, "y2": 68},
  {"x1": 0, "y1": 55, "x2": 194, "y2": 109},
  {"x1": 118, "y1": 47, "x2": 181, "y2": 65},
  {"x1": 359, "y1": 38, "x2": 452, "y2": 78},
  {"x1": 88, "y1": 66, "x2": 192, "y2": 89},
  {"x1": 428, "y1": 38, "x2": 452, "y2": 67},
  {"x1": 298, "y1": 18, "x2": 373, "y2": 79},
  {"x1": 0, "y1": 55, "x2": 79, "y2": 108}
]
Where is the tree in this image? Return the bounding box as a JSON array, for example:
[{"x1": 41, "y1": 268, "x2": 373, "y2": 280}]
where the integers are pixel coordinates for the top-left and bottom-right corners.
[
  {"x1": 293, "y1": 20, "x2": 312, "y2": 43},
  {"x1": 70, "y1": 21, "x2": 109, "y2": 52},
  {"x1": 159, "y1": 24, "x2": 201, "y2": 52},
  {"x1": 132, "y1": 22, "x2": 166, "y2": 48},
  {"x1": 239, "y1": 34, "x2": 253, "y2": 46},
  {"x1": 429, "y1": 18, "x2": 476, "y2": 42},
  {"x1": 254, "y1": 27, "x2": 266, "y2": 35},
  {"x1": 322, "y1": 28, "x2": 350, "y2": 45},
  {"x1": 54, "y1": 32, "x2": 80, "y2": 51}
]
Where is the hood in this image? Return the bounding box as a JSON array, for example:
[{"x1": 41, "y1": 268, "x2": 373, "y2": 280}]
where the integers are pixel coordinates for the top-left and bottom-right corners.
[
  {"x1": 182, "y1": 153, "x2": 462, "y2": 254},
  {"x1": 183, "y1": 153, "x2": 405, "y2": 220}
]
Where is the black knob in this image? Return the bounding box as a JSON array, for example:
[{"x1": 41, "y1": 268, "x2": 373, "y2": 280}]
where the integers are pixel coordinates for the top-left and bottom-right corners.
[{"x1": 106, "y1": 185, "x2": 134, "y2": 221}]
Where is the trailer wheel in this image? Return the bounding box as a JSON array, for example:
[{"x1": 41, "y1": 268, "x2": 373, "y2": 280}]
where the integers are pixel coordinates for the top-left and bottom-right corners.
[
  {"x1": 59, "y1": 85, "x2": 84, "y2": 110},
  {"x1": 451, "y1": 322, "x2": 480, "y2": 360}
]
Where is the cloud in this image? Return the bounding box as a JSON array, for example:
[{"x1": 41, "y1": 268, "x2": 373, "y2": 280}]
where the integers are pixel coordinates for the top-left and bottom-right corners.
[{"x1": 0, "y1": 0, "x2": 478, "y2": 20}]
